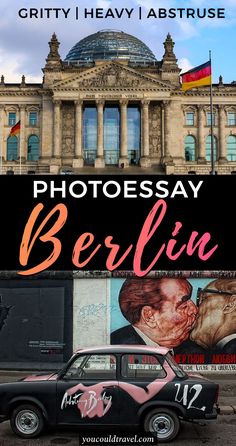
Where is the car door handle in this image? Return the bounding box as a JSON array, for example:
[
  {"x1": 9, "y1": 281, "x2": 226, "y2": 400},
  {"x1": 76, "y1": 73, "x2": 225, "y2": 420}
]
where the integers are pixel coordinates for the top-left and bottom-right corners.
[{"x1": 103, "y1": 385, "x2": 116, "y2": 389}]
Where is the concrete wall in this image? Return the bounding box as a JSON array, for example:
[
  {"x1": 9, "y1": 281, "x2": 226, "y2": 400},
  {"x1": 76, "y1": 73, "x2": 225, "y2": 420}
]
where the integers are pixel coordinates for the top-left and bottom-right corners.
[{"x1": 73, "y1": 278, "x2": 111, "y2": 349}]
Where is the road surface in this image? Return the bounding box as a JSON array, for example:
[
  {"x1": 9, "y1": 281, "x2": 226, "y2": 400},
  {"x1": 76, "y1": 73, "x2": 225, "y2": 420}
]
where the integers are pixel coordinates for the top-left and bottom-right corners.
[{"x1": 0, "y1": 415, "x2": 236, "y2": 445}]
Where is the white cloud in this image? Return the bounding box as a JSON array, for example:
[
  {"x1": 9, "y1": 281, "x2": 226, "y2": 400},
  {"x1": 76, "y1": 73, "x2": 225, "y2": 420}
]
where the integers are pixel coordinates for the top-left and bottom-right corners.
[
  {"x1": 0, "y1": 47, "x2": 42, "y2": 83},
  {"x1": 176, "y1": 19, "x2": 198, "y2": 40},
  {"x1": 138, "y1": 0, "x2": 173, "y2": 9},
  {"x1": 179, "y1": 58, "x2": 193, "y2": 73},
  {"x1": 96, "y1": 0, "x2": 112, "y2": 8}
]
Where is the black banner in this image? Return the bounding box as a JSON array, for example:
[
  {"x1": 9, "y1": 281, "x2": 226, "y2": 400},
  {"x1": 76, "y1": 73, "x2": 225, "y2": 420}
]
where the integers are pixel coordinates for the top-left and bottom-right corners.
[{"x1": 1, "y1": 175, "x2": 235, "y2": 273}]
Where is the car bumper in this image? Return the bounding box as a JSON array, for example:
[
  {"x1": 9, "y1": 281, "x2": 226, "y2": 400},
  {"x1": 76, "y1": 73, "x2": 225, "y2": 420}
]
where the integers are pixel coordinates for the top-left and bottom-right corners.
[{"x1": 204, "y1": 408, "x2": 218, "y2": 420}]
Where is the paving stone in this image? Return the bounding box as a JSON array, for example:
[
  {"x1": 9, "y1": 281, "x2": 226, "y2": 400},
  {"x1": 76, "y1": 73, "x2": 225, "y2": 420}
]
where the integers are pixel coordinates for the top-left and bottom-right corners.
[
  {"x1": 231, "y1": 405, "x2": 236, "y2": 414},
  {"x1": 219, "y1": 406, "x2": 235, "y2": 415}
]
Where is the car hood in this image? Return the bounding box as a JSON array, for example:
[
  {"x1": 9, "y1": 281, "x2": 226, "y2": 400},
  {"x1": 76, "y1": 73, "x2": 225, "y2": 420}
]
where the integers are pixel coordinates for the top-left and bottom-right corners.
[{"x1": 22, "y1": 372, "x2": 58, "y2": 382}]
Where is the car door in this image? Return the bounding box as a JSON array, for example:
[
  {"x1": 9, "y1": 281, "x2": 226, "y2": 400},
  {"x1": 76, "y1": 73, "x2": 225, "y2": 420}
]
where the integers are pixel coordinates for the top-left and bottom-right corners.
[
  {"x1": 56, "y1": 353, "x2": 121, "y2": 426},
  {"x1": 118, "y1": 353, "x2": 168, "y2": 425}
]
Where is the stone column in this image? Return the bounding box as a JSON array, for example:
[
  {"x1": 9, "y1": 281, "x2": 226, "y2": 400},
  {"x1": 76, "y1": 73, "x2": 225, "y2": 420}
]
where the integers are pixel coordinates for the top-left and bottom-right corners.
[
  {"x1": 161, "y1": 100, "x2": 173, "y2": 163},
  {"x1": 53, "y1": 100, "x2": 61, "y2": 158},
  {"x1": 140, "y1": 100, "x2": 150, "y2": 167},
  {"x1": 161, "y1": 104, "x2": 165, "y2": 160},
  {"x1": 197, "y1": 105, "x2": 205, "y2": 162},
  {"x1": 38, "y1": 105, "x2": 42, "y2": 160},
  {"x1": 19, "y1": 105, "x2": 26, "y2": 165},
  {"x1": 218, "y1": 105, "x2": 227, "y2": 163},
  {"x1": 0, "y1": 106, "x2": 4, "y2": 172},
  {"x1": 119, "y1": 99, "x2": 129, "y2": 167},
  {"x1": 95, "y1": 100, "x2": 105, "y2": 168},
  {"x1": 41, "y1": 95, "x2": 53, "y2": 163},
  {"x1": 73, "y1": 100, "x2": 84, "y2": 168}
]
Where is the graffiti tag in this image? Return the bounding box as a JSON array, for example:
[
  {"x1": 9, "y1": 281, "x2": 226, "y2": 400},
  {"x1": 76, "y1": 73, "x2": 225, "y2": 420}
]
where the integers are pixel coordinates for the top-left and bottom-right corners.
[
  {"x1": 174, "y1": 383, "x2": 206, "y2": 411},
  {"x1": 61, "y1": 390, "x2": 112, "y2": 418}
]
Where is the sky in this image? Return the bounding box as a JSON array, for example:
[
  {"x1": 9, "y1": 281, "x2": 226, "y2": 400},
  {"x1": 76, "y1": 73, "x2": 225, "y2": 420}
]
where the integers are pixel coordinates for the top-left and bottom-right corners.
[{"x1": 0, "y1": 0, "x2": 236, "y2": 83}]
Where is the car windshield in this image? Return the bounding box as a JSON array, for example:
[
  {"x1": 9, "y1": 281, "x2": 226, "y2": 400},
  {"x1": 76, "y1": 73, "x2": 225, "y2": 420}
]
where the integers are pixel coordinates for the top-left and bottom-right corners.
[{"x1": 165, "y1": 353, "x2": 187, "y2": 378}]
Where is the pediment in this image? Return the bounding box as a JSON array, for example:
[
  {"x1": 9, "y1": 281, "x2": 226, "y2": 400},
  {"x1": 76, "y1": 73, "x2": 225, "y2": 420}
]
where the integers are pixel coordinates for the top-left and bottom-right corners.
[{"x1": 53, "y1": 61, "x2": 174, "y2": 91}]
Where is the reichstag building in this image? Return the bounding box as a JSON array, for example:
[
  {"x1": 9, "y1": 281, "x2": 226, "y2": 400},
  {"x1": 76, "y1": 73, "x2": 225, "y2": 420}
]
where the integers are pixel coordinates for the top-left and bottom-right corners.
[{"x1": 0, "y1": 30, "x2": 236, "y2": 174}]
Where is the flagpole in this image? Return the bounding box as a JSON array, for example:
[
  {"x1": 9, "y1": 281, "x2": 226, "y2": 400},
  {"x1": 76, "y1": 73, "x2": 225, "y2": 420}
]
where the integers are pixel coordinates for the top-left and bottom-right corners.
[
  {"x1": 0, "y1": 142, "x2": 2, "y2": 175},
  {"x1": 209, "y1": 50, "x2": 215, "y2": 175},
  {"x1": 19, "y1": 134, "x2": 21, "y2": 175},
  {"x1": 0, "y1": 109, "x2": 2, "y2": 174}
]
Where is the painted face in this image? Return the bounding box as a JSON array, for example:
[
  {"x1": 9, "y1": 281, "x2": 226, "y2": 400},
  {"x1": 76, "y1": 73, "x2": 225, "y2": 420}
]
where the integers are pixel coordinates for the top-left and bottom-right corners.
[
  {"x1": 190, "y1": 290, "x2": 226, "y2": 348},
  {"x1": 152, "y1": 279, "x2": 198, "y2": 348}
]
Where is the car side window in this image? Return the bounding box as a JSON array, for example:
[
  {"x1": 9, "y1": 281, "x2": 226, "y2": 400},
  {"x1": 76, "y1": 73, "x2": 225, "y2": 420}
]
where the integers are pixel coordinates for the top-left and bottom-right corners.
[
  {"x1": 64, "y1": 354, "x2": 116, "y2": 380},
  {"x1": 121, "y1": 354, "x2": 166, "y2": 380}
]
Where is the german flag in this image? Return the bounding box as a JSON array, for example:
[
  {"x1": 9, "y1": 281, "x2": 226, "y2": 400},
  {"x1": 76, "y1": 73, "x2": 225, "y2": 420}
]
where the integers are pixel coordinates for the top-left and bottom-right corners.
[
  {"x1": 9, "y1": 120, "x2": 20, "y2": 136},
  {"x1": 181, "y1": 61, "x2": 211, "y2": 91}
]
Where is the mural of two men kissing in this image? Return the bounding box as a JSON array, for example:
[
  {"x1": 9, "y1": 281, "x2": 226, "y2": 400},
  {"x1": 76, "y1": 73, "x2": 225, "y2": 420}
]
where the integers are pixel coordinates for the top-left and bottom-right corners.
[{"x1": 110, "y1": 278, "x2": 236, "y2": 370}]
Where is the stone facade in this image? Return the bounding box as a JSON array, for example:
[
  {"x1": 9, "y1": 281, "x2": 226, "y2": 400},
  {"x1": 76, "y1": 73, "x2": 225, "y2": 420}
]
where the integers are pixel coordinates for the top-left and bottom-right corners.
[
  {"x1": 61, "y1": 102, "x2": 75, "y2": 160},
  {"x1": 0, "y1": 32, "x2": 236, "y2": 174}
]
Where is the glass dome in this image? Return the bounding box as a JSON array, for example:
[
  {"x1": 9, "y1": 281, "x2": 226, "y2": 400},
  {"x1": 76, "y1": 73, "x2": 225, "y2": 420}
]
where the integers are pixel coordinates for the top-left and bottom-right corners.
[{"x1": 64, "y1": 30, "x2": 157, "y2": 64}]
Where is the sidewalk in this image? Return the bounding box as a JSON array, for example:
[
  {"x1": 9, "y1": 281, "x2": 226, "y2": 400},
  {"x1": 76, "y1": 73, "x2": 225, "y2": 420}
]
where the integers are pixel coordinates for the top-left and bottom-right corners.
[{"x1": 205, "y1": 374, "x2": 236, "y2": 415}]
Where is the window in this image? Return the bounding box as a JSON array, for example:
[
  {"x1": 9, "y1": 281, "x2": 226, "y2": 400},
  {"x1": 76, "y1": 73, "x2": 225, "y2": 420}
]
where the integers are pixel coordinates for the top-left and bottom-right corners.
[
  {"x1": 227, "y1": 112, "x2": 236, "y2": 126},
  {"x1": 27, "y1": 135, "x2": 39, "y2": 161},
  {"x1": 64, "y1": 354, "x2": 116, "y2": 380},
  {"x1": 104, "y1": 106, "x2": 120, "y2": 165},
  {"x1": 29, "y1": 112, "x2": 37, "y2": 126},
  {"x1": 184, "y1": 135, "x2": 196, "y2": 161},
  {"x1": 121, "y1": 354, "x2": 166, "y2": 379},
  {"x1": 128, "y1": 106, "x2": 140, "y2": 165},
  {"x1": 166, "y1": 353, "x2": 186, "y2": 378},
  {"x1": 227, "y1": 135, "x2": 236, "y2": 161},
  {"x1": 7, "y1": 136, "x2": 18, "y2": 160},
  {"x1": 205, "y1": 135, "x2": 217, "y2": 161},
  {"x1": 185, "y1": 112, "x2": 194, "y2": 126},
  {"x1": 206, "y1": 112, "x2": 215, "y2": 126},
  {"x1": 8, "y1": 112, "x2": 16, "y2": 126},
  {"x1": 83, "y1": 107, "x2": 97, "y2": 165}
]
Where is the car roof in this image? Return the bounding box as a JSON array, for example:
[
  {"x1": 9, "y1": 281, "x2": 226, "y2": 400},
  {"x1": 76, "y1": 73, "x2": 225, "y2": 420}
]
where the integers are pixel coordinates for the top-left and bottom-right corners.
[{"x1": 74, "y1": 345, "x2": 169, "y2": 355}]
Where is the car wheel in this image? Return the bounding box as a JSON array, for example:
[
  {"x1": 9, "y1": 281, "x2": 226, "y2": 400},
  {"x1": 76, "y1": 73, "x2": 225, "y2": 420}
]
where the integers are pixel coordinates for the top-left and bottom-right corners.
[
  {"x1": 144, "y1": 408, "x2": 180, "y2": 442},
  {"x1": 10, "y1": 404, "x2": 44, "y2": 438}
]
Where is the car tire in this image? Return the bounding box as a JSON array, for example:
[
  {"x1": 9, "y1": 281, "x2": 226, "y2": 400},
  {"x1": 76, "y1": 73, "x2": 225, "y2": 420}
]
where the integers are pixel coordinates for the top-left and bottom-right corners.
[
  {"x1": 144, "y1": 407, "x2": 180, "y2": 443},
  {"x1": 10, "y1": 404, "x2": 44, "y2": 438}
]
